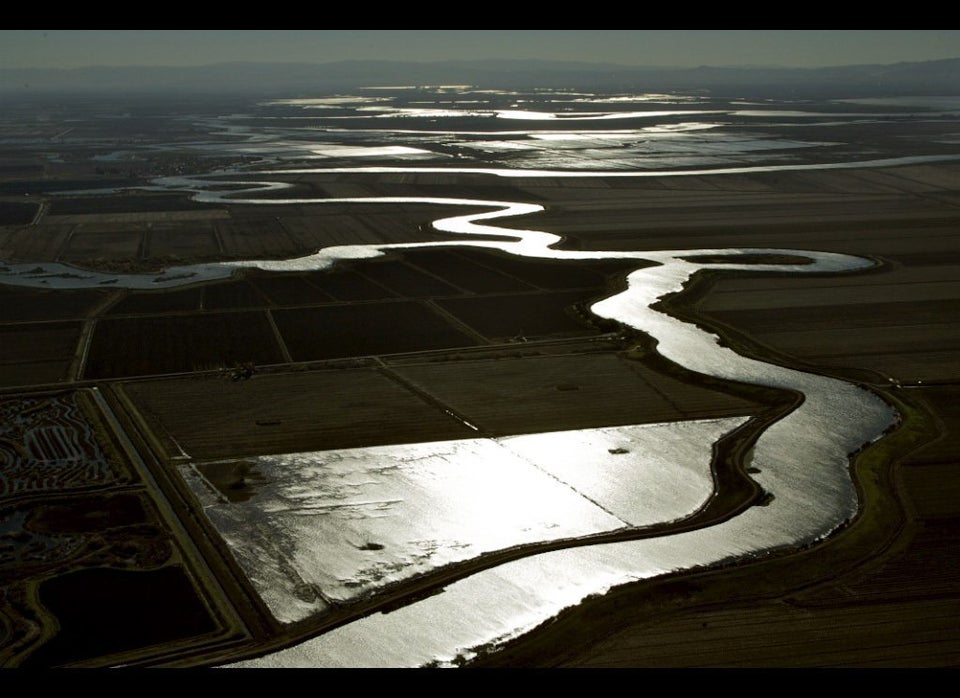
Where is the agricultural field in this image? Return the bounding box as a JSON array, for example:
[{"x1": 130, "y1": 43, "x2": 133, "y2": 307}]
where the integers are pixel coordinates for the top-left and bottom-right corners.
[
  {"x1": 83, "y1": 311, "x2": 285, "y2": 379},
  {"x1": 118, "y1": 367, "x2": 479, "y2": 459},
  {"x1": 0, "y1": 201, "x2": 39, "y2": 226},
  {"x1": 0, "y1": 84, "x2": 959, "y2": 669}
]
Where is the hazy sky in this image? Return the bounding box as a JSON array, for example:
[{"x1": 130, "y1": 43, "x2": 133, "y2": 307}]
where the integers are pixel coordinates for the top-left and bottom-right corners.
[{"x1": 2, "y1": 30, "x2": 960, "y2": 70}]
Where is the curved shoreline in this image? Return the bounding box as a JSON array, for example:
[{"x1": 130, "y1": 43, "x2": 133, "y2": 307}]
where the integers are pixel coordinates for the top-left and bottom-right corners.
[
  {"x1": 471, "y1": 371, "x2": 935, "y2": 668},
  {"x1": 2, "y1": 164, "x2": 901, "y2": 666}
]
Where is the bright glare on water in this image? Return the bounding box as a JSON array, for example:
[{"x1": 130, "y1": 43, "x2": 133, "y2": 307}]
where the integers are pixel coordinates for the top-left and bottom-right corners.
[{"x1": 0, "y1": 93, "x2": 921, "y2": 665}]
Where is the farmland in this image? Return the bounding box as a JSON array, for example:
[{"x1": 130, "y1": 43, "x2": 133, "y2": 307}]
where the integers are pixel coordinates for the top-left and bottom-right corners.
[{"x1": 0, "y1": 85, "x2": 959, "y2": 668}]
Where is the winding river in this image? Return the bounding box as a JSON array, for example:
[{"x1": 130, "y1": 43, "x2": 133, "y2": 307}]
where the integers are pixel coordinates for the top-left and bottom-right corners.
[{"x1": 1, "y1": 162, "x2": 900, "y2": 666}]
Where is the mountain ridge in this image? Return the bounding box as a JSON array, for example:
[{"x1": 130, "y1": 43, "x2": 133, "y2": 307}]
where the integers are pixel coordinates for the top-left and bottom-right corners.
[{"x1": 3, "y1": 57, "x2": 959, "y2": 97}]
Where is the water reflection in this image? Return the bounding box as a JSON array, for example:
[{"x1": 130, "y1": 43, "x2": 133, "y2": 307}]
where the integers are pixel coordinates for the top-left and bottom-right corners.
[
  {"x1": 0, "y1": 161, "x2": 901, "y2": 667},
  {"x1": 180, "y1": 420, "x2": 736, "y2": 624}
]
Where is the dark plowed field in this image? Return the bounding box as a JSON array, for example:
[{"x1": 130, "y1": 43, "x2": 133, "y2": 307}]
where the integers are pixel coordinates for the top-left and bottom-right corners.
[
  {"x1": 84, "y1": 311, "x2": 283, "y2": 379},
  {"x1": 436, "y1": 290, "x2": 606, "y2": 340},
  {"x1": 354, "y1": 259, "x2": 464, "y2": 297},
  {"x1": 248, "y1": 274, "x2": 335, "y2": 306},
  {"x1": 0, "y1": 287, "x2": 112, "y2": 322},
  {"x1": 105, "y1": 287, "x2": 205, "y2": 315},
  {"x1": 402, "y1": 248, "x2": 536, "y2": 293},
  {"x1": 0, "y1": 201, "x2": 39, "y2": 226},
  {"x1": 121, "y1": 368, "x2": 476, "y2": 459},
  {"x1": 272, "y1": 301, "x2": 482, "y2": 361},
  {"x1": 201, "y1": 279, "x2": 270, "y2": 310},
  {"x1": 146, "y1": 223, "x2": 221, "y2": 258},
  {"x1": 392, "y1": 353, "x2": 762, "y2": 436},
  {"x1": 0, "y1": 321, "x2": 82, "y2": 362},
  {"x1": 303, "y1": 269, "x2": 397, "y2": 301},
  {"x1": 50, "y1": 194, "x2": 213, "y2": 216}
]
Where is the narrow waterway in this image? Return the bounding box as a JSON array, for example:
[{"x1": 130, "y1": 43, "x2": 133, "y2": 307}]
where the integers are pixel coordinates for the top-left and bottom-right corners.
[{"x1": 0, "y1": 164, "x2": 899, "y2": 667}]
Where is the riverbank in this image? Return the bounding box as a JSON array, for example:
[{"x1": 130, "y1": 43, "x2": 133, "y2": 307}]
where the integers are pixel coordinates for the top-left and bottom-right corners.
[
  {"x1": 470, "y1": 287, "x2": 949, "y2": 667},
  {"x1": 464, "y1": 160, "x2": 960, "y2": 664},
  {"x1": 4, "y1": 153, "x2": 960, "y2": 667}
]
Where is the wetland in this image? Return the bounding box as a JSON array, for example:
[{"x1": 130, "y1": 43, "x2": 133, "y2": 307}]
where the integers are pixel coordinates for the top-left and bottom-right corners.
[{"x1": 1, "y1": 84, "x2": 959, "y2": 667}]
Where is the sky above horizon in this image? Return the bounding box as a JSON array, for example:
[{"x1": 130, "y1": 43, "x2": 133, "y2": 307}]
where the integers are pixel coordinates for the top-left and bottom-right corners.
[{"x1": 2, "y1": 30, "x2": 960, "y2": 70}]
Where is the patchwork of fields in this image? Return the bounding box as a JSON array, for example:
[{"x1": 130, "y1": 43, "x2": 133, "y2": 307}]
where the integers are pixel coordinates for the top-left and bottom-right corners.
[{"x1": 2, "y1": 86, "x2": 960, "y2": 667}]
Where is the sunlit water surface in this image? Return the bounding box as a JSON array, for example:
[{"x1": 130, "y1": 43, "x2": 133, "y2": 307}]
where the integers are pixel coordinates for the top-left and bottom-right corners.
[
  {"x1": 0, "y1": 124, "x2": 912, "y2": 665},
  {"x1": 181, "y1": 419, "x2": 739, "y2": 625}
]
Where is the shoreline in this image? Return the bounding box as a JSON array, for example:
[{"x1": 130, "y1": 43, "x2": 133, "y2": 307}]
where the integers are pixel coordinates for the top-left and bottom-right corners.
[
  {"x1": 3, "y1": 155, "x2": 959, "y2": 666},
  {"x1": 469, "y1": 273, "x2": 936, "y2": 668}
]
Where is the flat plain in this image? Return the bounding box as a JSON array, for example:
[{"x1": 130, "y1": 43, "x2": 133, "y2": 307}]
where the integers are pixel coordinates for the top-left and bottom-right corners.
[{"x1": 1, "y1": 88, "x2": 959, "y2": 667}]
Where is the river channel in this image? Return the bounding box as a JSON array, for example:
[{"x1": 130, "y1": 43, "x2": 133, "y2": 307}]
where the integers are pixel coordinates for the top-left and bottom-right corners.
[{"x1": 0, "y1": 163, "x2": 900, "y2": 666}]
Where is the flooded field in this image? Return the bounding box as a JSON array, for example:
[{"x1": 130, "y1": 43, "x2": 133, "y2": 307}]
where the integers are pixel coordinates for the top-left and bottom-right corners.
[
  {"x1": 17, "y1": 176, "x2": 896, "y2": 666},
  {"x1": 179, "y1": 419, "x2": 740, "y2": 624},
  {"x1": 1, "y1": 86, "x2": 959, "y2": 666}
]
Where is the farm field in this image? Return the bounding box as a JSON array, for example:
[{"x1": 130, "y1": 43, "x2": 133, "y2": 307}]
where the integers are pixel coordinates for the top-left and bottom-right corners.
[{"x1": 0, "y1": 85, "x2": 959, "y2": 668}]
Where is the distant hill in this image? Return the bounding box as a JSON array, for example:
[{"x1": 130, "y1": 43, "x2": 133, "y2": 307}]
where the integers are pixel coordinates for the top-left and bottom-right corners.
[{"x1": 3, "y1": 57, "x2": 960, "y2": 98}]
